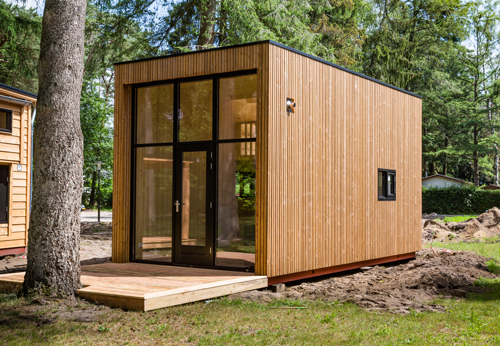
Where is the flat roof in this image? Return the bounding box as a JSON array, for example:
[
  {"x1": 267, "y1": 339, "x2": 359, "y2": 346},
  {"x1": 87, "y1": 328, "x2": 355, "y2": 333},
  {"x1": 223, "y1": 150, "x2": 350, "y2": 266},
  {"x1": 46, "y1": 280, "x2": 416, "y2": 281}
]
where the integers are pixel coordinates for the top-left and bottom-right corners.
[
  {"x1": 114, "y1": 40, "x2": 422, "y2": 99},
  {"x1": 0, "y1": 82, "x2": 37, "y2": 99}
]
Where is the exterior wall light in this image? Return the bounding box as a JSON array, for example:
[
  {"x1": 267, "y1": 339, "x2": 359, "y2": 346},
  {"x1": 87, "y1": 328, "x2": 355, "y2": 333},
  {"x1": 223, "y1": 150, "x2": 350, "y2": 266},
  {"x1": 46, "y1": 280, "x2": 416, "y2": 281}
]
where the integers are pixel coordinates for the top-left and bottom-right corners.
[{"x1": 286, "y1": 98, "x2": 296, "y2": 114}]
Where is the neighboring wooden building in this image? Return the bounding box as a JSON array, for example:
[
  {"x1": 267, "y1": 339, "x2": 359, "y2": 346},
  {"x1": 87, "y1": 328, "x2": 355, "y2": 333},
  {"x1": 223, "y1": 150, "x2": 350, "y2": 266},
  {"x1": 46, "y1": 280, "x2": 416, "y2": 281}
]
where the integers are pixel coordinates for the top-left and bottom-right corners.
[
  {"x1": 113, "y1": 41, "x2": 422, "y2": 284},
  {"x1": 481, "y1": 184, "x2": 500, "y2": 190},
  {"x1": 0, "y1": 84, "x2": 36, "y2": 256},
  {"x1": 422, "y1": 174, "x2": 471, "y2": 189}
]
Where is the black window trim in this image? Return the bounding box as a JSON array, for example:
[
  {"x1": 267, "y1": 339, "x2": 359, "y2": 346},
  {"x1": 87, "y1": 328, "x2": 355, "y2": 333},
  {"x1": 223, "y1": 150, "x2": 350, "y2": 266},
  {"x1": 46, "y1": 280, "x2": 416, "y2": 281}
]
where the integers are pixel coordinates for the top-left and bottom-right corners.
[
  {"x1": 378, "y1": 168, "x2": 396, "y2": 201},
  {"x1": 0, "y1": 108, "x2": 13, "y2": 133}
]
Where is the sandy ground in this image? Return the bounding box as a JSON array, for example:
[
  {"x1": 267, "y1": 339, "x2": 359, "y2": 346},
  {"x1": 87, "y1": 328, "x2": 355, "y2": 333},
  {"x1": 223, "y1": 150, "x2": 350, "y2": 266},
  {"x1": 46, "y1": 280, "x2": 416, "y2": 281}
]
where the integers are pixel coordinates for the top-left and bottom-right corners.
[
  {"x1": 230, "y1": 249, "x2": 497, "y2": 314},
  {"x1": 0, "y1": 222, "x2": 111, "y2": 274}
]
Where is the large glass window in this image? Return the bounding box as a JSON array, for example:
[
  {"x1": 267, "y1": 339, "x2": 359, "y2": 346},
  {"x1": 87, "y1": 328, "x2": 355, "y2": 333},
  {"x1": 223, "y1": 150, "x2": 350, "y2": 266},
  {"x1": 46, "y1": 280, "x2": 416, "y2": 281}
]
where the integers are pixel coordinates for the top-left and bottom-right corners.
[
  {"x1": 135, "y1": 146, "x2": 173, "y2": 261},
  {"x1": 136, "y1": 84, "x2": 174, "y2": 144},
  {"x1": 219, "y1": 74, "x2": 257, "y2": 140},
  {"x1": 217, "y1": 143, "x2": 256, "y2": 269},
  {"x1": 179, "y1": 80, "x2": 213, "y2": 142}
]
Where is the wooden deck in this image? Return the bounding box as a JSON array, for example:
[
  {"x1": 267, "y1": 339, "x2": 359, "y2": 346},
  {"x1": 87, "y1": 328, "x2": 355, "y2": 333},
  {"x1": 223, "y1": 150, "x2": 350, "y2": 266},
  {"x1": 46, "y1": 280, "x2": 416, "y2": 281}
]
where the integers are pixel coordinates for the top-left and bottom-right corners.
[{"x1": 0, "y1": 263, "x2": 268, "y2": 311}]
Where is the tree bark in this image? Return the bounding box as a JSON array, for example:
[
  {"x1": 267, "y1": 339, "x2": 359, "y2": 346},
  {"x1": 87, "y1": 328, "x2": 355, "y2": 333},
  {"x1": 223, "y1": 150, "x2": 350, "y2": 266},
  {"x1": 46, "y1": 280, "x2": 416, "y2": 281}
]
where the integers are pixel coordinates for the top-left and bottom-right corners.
[
  {"x1": 473, "y1": 125, "x2": 479, "y2": 186},
  {"x1": 23, "y1": 0, "x2": 86, "y2": 296},
  {"x1": 197, "y1": 0, "x2": 216, "y2": 48}
]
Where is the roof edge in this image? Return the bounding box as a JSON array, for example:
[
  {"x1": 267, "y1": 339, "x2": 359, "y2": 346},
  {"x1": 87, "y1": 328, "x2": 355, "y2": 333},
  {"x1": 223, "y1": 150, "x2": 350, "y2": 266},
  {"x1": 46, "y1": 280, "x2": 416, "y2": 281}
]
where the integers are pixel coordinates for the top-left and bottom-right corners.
[
  {"x1": 0, "y1": 82, "x2": 37, "y2": 99},
  {"x1": 114, "y1": 40, "x2": 422, "y2": 99}
]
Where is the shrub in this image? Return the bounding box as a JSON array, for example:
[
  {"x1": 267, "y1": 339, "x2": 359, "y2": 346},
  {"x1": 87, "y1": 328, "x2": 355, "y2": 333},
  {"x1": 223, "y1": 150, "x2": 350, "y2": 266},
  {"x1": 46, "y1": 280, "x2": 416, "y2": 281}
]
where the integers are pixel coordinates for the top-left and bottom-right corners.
[{"x1": 422, "y1": 185, "x2": 500, "y2": 214}]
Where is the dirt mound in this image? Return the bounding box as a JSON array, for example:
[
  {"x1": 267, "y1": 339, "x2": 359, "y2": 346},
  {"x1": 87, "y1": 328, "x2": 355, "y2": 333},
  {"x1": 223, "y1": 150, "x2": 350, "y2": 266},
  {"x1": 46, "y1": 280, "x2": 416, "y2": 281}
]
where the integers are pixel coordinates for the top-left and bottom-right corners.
[
  {"x1": 230, "y1": 250, "x2": 497, "y2": 314},
  {"x1": 423, "y1": 207, "x2": 500, "y2": 243}
]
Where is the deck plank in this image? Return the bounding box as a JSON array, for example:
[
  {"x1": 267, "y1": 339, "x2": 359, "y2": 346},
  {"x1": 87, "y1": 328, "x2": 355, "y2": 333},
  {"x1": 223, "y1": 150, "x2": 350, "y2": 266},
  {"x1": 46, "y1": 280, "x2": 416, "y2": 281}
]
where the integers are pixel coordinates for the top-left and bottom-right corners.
[{"x1": 0, "y1": 263, "x2": 268, "y2": 311}]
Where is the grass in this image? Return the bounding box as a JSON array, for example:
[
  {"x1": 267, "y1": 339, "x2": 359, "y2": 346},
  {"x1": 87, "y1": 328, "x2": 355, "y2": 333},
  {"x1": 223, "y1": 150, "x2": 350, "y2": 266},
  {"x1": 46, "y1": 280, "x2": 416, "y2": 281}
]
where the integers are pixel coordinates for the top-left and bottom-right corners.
[
  {"x1": 1, "y1": 241, "x2": 500, "y2": 345},
  {"x1": 435, "y1": 215, "x2": 479, "y2": 223},
  {"x1": 2, "y1": 289, "x2": 500, "y2": 345},
  {"x1": 428, "y1": 236, "x2": 500, "y2": 261}
]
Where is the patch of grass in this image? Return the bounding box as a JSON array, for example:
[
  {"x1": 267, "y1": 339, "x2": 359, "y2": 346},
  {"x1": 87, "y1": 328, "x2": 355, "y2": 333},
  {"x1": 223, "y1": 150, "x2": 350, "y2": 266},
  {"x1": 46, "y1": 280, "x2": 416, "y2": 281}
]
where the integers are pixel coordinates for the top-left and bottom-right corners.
[
  {"x1": 427, "y1": 239, "x2": 500, "y2": 261},
  {"x1": 1, "y1": 289, "x2": 500, "y2": 345},
  {"x1": 435, "y1": 215, "x2": 478, "y2": 223},
  {"x1": 486, "y1": 260, "x2": 500, "y2": 275}
]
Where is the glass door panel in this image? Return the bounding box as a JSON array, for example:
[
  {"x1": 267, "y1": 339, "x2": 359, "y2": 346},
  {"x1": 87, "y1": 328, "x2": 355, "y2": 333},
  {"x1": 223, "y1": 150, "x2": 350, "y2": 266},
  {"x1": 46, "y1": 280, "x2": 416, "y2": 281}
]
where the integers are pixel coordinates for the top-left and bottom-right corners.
[
  {"x1": 174, "y1": 144, "x2": 214, "y2": 266},
  {"x1": 179, "y1": 80, "x2": 213, "y2": 142},
  {"x1": 181, "y1": 151, "x2": 207, "y2": 246},
  {"x1": 134, "y1": 146, "x2": 173, "y2": 261}
]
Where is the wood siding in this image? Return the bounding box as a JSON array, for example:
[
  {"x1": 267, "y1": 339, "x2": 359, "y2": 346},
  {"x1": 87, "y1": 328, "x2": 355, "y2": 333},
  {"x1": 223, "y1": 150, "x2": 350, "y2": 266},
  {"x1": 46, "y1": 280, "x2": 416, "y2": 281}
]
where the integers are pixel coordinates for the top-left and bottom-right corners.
[
  {"x1": 113, "y1": 43, "x2": 270, "y2": 271},
  {"x1": 265, "y1": 44, "x2": 422, "y2": 278},
  {"x1": 0, "y1": 88, "x2": 34, "y2": 251},
  {"x1": 113, "y1": 41, "x2": 422, "y2": 279}
]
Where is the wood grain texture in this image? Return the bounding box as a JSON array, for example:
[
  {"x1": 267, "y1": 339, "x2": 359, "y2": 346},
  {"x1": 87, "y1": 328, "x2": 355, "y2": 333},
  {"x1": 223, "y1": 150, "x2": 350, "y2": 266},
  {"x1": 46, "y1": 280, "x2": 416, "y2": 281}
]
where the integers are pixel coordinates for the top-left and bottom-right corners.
[
  {"x1": 113, "y1": 42, "x2": 422, "y2": 279},
  {"x1": 0, "y1": 88, "x2": 33, "y2": 251},
  {"x1": 265, "y1": 45, "x2": 422, "y2": 277},
  {"x1": 0, "y1": 263, "x2": 268, "y2": 311}
]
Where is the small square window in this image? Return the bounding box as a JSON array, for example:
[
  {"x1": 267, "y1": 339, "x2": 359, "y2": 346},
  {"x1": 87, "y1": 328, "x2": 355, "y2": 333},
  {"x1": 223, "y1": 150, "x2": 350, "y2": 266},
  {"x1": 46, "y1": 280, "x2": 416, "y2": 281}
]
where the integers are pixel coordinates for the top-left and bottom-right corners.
[
  {"x1": 0, "y1": 109, "x2": 13, "y2": 133},
  {"x1": 378, "y1": 169, "x2": 396, "y2": 201}
]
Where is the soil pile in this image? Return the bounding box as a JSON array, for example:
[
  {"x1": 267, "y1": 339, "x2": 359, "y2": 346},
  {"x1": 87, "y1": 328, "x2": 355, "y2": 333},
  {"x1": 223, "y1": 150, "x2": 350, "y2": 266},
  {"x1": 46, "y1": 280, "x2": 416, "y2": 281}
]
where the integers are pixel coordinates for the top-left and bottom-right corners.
[
  {"x1": 230, "y1": 250, "x2": 497, "y2": 314},
  {"x1": 423, "y1": 207, "x2": 500, "y2": 243}
]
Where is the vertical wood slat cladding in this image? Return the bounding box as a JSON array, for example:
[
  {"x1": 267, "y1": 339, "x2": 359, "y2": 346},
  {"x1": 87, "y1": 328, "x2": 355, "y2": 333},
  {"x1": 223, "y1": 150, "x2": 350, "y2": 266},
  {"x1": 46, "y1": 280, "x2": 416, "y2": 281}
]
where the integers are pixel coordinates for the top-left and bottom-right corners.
[
  {"x1": 113, "y1": 44, "x2": 270, "y2": 274},
  {"x1": 113, "y1": 41, "x2": 421, "y2": 278},
  {"x1": 266, "y1": 45, "x2": 422, "y2": 278},
  {"x1": 0, "y1": 88, "x2": 34, "y2": 249}
]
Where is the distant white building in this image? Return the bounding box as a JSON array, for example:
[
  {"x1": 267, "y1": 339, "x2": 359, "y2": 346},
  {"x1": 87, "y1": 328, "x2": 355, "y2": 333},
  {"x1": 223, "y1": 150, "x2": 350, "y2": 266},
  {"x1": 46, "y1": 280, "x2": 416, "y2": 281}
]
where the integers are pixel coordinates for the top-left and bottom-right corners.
[{"x1": 422, "y1": 174, "x2": 472, "y2": 188}]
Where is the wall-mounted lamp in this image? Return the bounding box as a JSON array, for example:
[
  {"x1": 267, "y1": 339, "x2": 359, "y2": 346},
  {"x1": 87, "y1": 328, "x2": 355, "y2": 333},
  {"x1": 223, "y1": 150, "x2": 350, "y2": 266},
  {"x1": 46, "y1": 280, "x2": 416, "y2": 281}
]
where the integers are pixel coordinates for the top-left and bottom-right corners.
[{"x1": 286, "y1": 98, "x2": 296, "y2": 114}]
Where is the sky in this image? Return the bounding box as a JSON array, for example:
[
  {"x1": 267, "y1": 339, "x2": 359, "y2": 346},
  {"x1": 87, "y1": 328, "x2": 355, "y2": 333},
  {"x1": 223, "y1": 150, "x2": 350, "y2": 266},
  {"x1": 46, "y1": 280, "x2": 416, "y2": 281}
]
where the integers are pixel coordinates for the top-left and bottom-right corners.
[{"x1": 6, "y1": 0, "x2": 45, "y2": 14}]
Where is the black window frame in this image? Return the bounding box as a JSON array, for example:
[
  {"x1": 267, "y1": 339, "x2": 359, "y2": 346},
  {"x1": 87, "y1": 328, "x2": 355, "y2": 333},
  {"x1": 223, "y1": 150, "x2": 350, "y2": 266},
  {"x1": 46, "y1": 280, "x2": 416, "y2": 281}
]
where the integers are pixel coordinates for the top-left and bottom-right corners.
[
  {"x1": 378, "y1": 168, "x2": 396, "y2": 201},
  {"x1": 0, "y1": 108, "x2": 13, "y2": 133}
]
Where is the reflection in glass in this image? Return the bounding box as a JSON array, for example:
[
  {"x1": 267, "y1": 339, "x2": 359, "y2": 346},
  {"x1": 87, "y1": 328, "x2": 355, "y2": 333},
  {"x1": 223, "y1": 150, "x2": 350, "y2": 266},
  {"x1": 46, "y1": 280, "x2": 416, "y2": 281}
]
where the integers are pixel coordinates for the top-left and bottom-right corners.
[
  {"x1": 0, "y1": 110, "x2": 8, "y2": 130},
  {"x1": 219, "y1": 74, "x2": 257, "y2": 140},
  {"x1": 135, "y1": 146, "x2": 173, "y2": 261},
  {"x1": 217, "y1": 143, "x2": 256, "y2": 268},
  {"x1": 179, "y1": 80, "x2": 213, "y2": 142},
  {"x1": 378, "y1": 171, "x2": 384, "y2": 197},
  {"x1": 136, "y1": 84, "x2": 174, "y2": 144},
  {"x1": 182, "y1": 151, "x2": 207, "y2": 246}
]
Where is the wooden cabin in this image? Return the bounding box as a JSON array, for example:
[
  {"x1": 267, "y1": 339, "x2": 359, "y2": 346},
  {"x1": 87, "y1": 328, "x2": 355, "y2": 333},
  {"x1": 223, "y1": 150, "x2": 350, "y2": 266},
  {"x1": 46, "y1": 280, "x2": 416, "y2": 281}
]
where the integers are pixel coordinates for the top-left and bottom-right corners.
[
  {"x1": 113, "y1": 40, "x2": 422, "y2": 284},
  {"x1": 0, "y1": 84, "x2": 35, "y2": 256}
]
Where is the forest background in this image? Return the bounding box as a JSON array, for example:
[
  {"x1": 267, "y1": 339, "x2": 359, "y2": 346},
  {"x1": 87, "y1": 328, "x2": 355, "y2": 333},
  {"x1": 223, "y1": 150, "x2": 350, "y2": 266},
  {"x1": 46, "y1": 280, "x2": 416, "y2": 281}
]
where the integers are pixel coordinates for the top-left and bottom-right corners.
[{"x1": 1, "y1": 0, "x2": 499, "y2": 207}]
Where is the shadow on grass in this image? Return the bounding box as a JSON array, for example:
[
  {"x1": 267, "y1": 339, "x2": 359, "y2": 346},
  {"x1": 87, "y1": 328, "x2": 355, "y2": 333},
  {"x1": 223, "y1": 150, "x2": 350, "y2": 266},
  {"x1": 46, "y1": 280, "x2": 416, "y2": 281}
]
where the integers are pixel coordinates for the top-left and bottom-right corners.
[{"x1": 465, "y1": 278, "x2": 500, "y2": 302}]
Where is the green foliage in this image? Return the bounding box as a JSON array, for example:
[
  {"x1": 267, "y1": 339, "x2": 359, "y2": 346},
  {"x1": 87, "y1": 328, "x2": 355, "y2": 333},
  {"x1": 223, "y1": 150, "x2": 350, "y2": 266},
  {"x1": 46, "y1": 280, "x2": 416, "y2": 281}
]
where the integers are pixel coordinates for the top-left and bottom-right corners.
[
  {"x1": 0, "y1": 1, "x2": 42, "y2": 92},
  {"x1": 422, "y1": 185, "x2": 500, "y2": 214},
  {"x1": 80, "y1": 81, "x2": 114, "y2": 208},
  {"x1": 439, "y1": 215, "x2": 478, "y2": 223}
]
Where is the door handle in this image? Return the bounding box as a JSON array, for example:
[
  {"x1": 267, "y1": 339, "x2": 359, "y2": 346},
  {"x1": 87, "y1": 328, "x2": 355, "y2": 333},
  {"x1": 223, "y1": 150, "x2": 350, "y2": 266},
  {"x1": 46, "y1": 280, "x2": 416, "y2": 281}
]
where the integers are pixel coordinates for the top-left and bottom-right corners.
[{"x1": 174, "y1": 200, "x2": 180, "y2": 212}]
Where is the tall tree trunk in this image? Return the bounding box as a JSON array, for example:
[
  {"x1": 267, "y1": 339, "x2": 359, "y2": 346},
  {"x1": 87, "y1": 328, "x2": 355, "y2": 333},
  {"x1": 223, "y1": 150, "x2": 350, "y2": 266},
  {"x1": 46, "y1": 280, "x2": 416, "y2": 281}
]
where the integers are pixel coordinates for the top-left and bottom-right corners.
[
  {"x1": 23, "y1": 0, "x2": 86, "y2": 296},
  {"x1": 197, "y1": 0, "x2": 216, "y2": 48},
  {"x1": 473, "y1": 125, "x2": 479, "y2": 186},
  {"x1": 443, "y1": 137, "x2": 448, "y2": 176}
]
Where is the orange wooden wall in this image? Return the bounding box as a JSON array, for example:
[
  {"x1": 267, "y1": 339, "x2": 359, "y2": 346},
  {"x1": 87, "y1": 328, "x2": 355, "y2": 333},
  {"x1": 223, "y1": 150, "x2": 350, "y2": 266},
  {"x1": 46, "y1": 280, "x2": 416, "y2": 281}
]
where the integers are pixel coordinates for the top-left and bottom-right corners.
[
  {"x1": 264, "y1": 44, "x2": 422, "y2": 278},
  {"x1": 0, "y1": 87, "x2": 35, "y2": 252}
]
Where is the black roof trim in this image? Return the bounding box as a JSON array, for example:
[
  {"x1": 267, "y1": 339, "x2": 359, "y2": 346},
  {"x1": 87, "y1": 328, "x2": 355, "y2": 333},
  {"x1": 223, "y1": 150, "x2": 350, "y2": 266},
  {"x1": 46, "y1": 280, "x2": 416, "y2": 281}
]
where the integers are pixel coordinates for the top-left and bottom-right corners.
[
  {"x1": 114, "y1": 40, "x2": 422, "y2": 99},
  {"x1": 0, "y1": 82, "x2": 37, "y2": 98}
]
